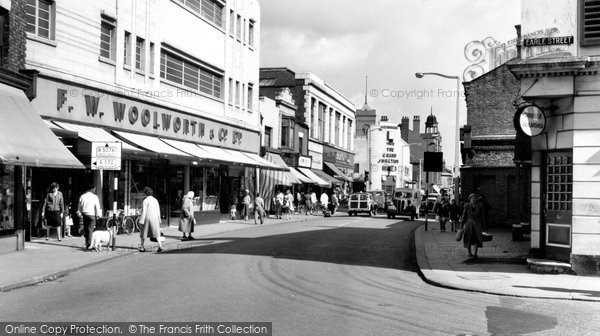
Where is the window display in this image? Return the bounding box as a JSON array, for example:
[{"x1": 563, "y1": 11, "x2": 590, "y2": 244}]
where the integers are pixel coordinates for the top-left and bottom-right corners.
[{"x1": 0, "y1": 165, "x2": 15, "y2": 231}]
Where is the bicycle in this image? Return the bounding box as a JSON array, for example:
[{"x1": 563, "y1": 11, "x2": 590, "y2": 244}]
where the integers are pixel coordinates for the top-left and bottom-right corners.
[{"x1": 106, "y1": 210, "x2": 139, "y2": 235}]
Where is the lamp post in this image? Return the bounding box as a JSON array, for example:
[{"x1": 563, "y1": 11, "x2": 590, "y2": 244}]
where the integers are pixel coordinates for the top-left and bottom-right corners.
[
  {"x1": 415, "y1": 72, "x2": 461, "y2": 199},
  {"x1": 365, "y1": 126, "x2": 382, "y2": 191}
]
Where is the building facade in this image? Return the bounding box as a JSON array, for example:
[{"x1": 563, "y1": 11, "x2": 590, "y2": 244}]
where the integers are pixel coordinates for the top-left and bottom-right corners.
[
  {"x1": 354, "y1": 115, "x2": 411, "y2": 194},
  {"x1": 259, "y1": 67, "x2": 355, "y2": 196},
  {"x1": 462, "y1": 63, "x2": 531, "y2": 228},
  {"x1": 399, "y1": 113, "x2": 444, "y2": 196},
  {"x1": 24, "y1": 0, "x2": 269, "y2": 230},
  {"x1": 0, "y1": 0, "x2": 85, "y2": 253},
  {"x1": 507, "y1": 0, "x2": 600, "y2": 274}
]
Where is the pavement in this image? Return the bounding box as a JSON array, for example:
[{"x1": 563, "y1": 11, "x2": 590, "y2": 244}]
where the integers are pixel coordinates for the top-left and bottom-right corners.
[{"x1": 2, "y1": 212, "x2": 600, "y2": 301}]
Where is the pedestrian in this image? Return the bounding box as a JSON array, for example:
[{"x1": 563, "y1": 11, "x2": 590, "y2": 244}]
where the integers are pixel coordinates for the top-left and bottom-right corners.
[
  {"x1": 42, "y1": 182, "x2": 64, "y2": 241},
  {"x1": 331, "y1": 193, "x2": 339, "y2": 215},
  {"x1": 310, "y1": 191, "x2": 317, "y2": 214},
  {"x1": 295, "y1": 191, "x2": 302, "y2": 215},
  {"x1": 77, "y1": 184, "x2": 101, "y2": 250},
  {"x1": 138, "y1": 187, "x2": 163, "y2": 253},
  {"x1": 304, "y1": 190, "x2": 312, "y2": 215},
  {"x1": 460, "y1": 193, "x2": 486, "y2": 258},
  {"x1": 241, "y1": 189, "x2": 251, "y2": 221},
  {"x1": 449, "y1": 199, "x2": 461, "y2": 232},
  {"x1": 284, "y1": 190, "x2": 294, "y2": 220},
  {"x1": 320, "y1": 192, "x2": 329, "y2": 215},
  {"x1": 64, "y1": 204, "x2": 74, "y2": 237},
  {"x1": 275, "y1": 190, "x2": 284, "y2": 219},
  {"x1": 178, "y1": 191, "x2": 195, "y2": 241},
  {"x1": 437, "y1": 197, "x2": 450, "y2": 232},
  {"x1": 254, "y1": 193, "x2": 265, "y2": 225}
]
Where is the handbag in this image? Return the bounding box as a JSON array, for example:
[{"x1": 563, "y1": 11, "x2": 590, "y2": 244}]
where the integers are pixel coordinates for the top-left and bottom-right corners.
[{"x1": 455, "y1": 228, "x2": 464, "y2": 241}]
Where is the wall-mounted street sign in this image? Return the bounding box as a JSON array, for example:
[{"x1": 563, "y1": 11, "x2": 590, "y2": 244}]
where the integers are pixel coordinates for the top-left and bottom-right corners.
[
  {"x1": 514, "y1": 104, "x2": 546, "y2": 137},
  {"x1": 523, "y1": 36, "x2": 574, "y2": 47},
  {"x1": 91, "y1": 142, "x2": 122, "y2": 170}
]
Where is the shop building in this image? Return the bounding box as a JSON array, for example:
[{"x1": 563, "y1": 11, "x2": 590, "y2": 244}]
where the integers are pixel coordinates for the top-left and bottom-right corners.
[
  {"x1": 23, "y1": 0, "x2": 277, "y2": 230},
  {"x1": 259, "y1": 68, "x2": 355, "y2": 196},
  {"x1": 507, "y1": 0, "x2": 600, "y2": 274},
  {"x1": 0, "y1": 0, "x2": 85, "y2": 253},
  {"x1": 354, "y1": 115, "x2": 412, "y2": 195}
]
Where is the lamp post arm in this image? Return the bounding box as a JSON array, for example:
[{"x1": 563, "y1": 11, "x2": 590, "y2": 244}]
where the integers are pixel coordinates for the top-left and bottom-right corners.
[{"x1": 416, "y1": 72, "x2": 459, "y2": 80}]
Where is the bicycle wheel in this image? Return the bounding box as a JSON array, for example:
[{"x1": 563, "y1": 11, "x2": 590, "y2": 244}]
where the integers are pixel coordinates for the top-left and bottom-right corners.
[
  {"x1": 122, "y1": 217, "x2": 134, "y2": 235},
  {"x1": 105, "y1": 217, "x2": 115, "y2": 230}
]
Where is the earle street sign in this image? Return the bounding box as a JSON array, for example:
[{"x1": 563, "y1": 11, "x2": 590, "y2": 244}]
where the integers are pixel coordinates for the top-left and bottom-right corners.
[
  {"x1": 523, "y1": 36, "x2": 574, "y2": 47},
  {"x1": 91, "y1": 141, "x2": 122, "y2": 170}
]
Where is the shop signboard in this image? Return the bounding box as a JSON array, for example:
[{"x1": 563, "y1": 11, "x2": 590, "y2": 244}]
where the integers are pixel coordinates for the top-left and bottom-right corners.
[{"x1": 91, "y1": 141, "x2": 122, "y2": 170}]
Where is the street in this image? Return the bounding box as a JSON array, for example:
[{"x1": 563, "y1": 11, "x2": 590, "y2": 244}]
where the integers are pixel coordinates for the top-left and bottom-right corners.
[{"x1": 1, "y1": 216, "x2": 600, "y2": 335}]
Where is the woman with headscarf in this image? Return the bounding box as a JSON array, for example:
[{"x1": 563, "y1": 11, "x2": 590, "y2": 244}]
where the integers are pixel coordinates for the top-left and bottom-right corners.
[
  {"x1": 460, "y1": 193, "x2": 486, "y2": 258},
  {"x1": 179, "y1": 191, "x2": 195, "y2": 240}
]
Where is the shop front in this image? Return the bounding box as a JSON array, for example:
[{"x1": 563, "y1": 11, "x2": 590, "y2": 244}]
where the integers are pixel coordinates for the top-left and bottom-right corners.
[
  {"x1": 30, "y1": 76, "x2": 280, "y2": 228},
  {"x1": 0, "y1": 82, "x2": 84, "y2": 253}
]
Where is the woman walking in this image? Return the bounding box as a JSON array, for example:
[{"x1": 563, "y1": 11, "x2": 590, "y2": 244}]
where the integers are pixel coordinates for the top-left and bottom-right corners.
[
  {"x1": 42, "y1": 182, "x2": 64, "y2": 241},
  {"x1": 138, "y1": 187, "x2": 163, "y2": 253},
  {"x1": 179, "y1": 191, "x2": 195, "y2": 241},
  {"x1": 460, "y1": 193, "x2": 486, "y2": 258}
]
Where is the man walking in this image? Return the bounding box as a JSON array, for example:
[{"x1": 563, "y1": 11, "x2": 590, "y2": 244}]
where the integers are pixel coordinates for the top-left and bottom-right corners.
[{"x1": 77, "y1": 184, "x2": 101, "y2": 250}]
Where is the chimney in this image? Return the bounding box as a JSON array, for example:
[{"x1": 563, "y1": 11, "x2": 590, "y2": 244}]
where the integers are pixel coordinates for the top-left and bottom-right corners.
[
  {"x1": 400, "y1": 117, "x2": 409, "y2": 141},
  {"x1": 413, "y1": 116, "x2": 421, "y2": 135},
  {"x1": 380, "y1": 116, "x2": 388, "y2": 122},
  {"x1": 515, "y1": 24, "x2": 522, "y2": 59}
]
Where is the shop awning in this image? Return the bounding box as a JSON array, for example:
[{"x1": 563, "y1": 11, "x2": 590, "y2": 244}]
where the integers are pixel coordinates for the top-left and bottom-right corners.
[
  {"x1": 324, "y1": 162, "x2": 351, "y2": 181},
  {"x1": 113, "y1": 131, "x2": 191, "y2": 157},
  {"x1": 243, "y1": 152, "x2": 289, "y2": 171},
  {"x1": 53, "y1": 121, "x2": 144, "y2": 153},
  {"x1": 262, "y1": 152, "x2": 299, "y2": 184},
  {"x1": 0, "y1": 84, "x2": 84, "y2": 169},
  {"x1": 298, "y1": 167, "x2": 329, "y2": 187},
  {"x1": 312, "y1": 168, "x2": 341, "y2": 186},
  {"x1": 289, "y1": 167, "x2": 314, "y2": 184}
]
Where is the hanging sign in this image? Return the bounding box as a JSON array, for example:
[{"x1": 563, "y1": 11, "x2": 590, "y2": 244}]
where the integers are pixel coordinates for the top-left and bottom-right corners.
[
  {"x1": 91, "y1": 142, "x2": 122, "y2": 170},
  {"x1": 514, "y1": 104, "x2": 546, "y2": 137}
]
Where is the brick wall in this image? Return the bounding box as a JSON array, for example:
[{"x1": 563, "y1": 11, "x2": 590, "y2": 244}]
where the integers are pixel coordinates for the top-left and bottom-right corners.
[
  {"x1": 464, "y1": 64, "x2": 520, "y2": 137},
  {"x1": 4, "y1": 0, "x2": 27, "y2": 72}
]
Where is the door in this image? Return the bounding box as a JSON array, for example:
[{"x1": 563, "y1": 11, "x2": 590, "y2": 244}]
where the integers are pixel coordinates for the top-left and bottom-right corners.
[{"x1": 542, "y1": 151, "x2": 572, "y2": 262}]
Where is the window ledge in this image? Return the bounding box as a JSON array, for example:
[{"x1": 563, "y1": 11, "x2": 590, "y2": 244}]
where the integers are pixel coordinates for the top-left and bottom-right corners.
[
  {"x1": 98, "y1": 56, "x2": 116, "y2": 66},
  {"x1": 123, "y1": 64, "x2": 132, "y2": 71},
  {"x1": 135, "y1": 69, "x2": 146, "y2": 76},
  {"x1": 26, "y1": 33, "x2": 57, "y2": 47}
]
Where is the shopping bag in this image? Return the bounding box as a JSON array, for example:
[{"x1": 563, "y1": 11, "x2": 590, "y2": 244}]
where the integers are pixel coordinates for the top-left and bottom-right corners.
[{"x1": 482, "y1": 232, "x2": 493, "y2": 242}]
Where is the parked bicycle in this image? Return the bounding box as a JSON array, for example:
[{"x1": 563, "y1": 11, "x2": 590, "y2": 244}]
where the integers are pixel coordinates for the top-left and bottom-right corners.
[{"x1": 105, "y1": 210, "x2": 139, "y2": 235}]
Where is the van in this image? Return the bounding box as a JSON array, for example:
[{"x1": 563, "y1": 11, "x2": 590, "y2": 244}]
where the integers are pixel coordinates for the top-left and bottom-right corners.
[
  {"x1": 387, "y1": 187, "x2": 420, "y2": 220},
  {"x1": 348, "y1": 192, "x2": 375, "y2": 216}
]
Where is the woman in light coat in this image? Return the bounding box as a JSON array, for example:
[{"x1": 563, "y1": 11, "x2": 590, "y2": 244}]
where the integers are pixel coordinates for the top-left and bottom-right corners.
[
  {"x1": 139, "y1": 187, "x2": 163, "y2": 253},
  {"x1": 178, "y1": 191, "x2": 195, "y2": 240}
]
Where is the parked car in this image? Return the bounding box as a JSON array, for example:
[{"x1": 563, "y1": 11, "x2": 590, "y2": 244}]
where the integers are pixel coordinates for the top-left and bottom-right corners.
[
  {"x1": 419, "y1": 192, "x2": 441, "y2": 216},
  {"x1": 348, "y1": 192, "x2": 375, "y2": 216},
  {"x1": 388, "y1": 187, "x2": 420, "y2": 220},
  {"x1": 367, "y1": 190, "x2": 386, "y2": 214}
]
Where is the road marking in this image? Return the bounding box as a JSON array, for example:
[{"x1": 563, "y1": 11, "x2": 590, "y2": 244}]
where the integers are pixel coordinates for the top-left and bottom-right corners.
[{"x1": 337, "y1": 222, "x2": 352, "y2": 227}]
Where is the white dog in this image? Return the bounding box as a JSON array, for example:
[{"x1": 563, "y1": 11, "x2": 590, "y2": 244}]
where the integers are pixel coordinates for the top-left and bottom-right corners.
[{"x1": 88, "y1": 229, "x2": 113, "y2": 252}]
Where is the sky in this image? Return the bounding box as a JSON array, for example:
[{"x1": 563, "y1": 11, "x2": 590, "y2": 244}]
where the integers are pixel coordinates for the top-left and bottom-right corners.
[{"x1": 259, "y1": 0, "x2": 522, "y2": 168}]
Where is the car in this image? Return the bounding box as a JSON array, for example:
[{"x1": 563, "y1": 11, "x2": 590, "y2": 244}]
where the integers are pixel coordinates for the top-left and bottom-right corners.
[
  {"x1": 419, "y1": 192, "x2": 441, "y2": 217},
  {"x1": 387, "y1": 187, "x2": 420, "y2": 220},
  {"x1": 366, "y1": 190, "x2": 386, "y2": 214},
  {"x1": 347, "y1": 192, "x2": 375, "y2": 216}
]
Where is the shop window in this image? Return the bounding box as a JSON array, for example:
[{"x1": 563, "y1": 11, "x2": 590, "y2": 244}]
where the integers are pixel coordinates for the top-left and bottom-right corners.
[
  {"x1": 26, "y1": 0, "x2": 55, "y2": 40},
  {"x1": 0, "y1": 165, "x2": 15, "y2": 233}
]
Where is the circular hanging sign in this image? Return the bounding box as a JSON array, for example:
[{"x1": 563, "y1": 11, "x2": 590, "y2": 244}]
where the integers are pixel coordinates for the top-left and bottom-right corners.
[{"x1": 514, "y1": 104, "x2": 546, "y2": 137}]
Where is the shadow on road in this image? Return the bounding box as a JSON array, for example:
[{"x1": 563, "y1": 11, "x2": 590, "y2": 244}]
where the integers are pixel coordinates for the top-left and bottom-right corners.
[{"x1": 162, "y1": 221, "x2": 421, "y2": 271}]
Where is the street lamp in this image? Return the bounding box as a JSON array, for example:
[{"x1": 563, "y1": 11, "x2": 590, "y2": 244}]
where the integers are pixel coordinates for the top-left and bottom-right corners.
[
  {"x1": 365, "y1": 126, "x2": 382, "y2": 191},
  {"x1": 415, "y1": 72, "x2": 461, "y2": 198}
]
